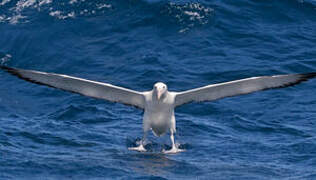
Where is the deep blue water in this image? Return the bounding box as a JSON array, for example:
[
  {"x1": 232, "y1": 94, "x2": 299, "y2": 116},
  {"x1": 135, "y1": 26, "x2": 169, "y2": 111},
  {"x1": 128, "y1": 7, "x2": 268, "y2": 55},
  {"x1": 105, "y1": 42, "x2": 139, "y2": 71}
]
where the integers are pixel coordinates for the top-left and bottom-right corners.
[{"x1": 1, "y1": 0, "x2": 316, "y2": 179}]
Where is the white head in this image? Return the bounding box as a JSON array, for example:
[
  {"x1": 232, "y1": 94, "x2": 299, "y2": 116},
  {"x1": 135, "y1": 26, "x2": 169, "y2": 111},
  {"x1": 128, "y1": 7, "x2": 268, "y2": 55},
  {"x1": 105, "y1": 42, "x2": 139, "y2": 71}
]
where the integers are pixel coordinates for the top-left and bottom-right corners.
[{"x1": 153, "y1": 82, "x2": 168, "y2": 100}]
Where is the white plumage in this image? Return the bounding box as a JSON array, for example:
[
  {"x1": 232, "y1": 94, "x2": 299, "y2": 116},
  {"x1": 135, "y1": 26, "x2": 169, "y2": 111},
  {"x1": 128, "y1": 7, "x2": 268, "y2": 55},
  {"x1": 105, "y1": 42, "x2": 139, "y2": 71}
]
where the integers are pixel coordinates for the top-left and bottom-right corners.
[{"x1": 1, "y1": 66, "x2": 315, "y2": 154}]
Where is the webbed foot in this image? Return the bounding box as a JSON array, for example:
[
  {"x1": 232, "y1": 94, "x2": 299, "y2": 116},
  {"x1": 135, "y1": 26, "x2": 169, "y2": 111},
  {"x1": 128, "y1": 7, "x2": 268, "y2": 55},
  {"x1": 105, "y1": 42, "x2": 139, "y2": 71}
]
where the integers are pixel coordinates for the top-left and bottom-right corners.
[
  {"x1": 163, "y1": 147, "x2": 185, "y2": 154},
  {"x1": 128, "y1": 144, "x2": 146, "y2": 152}
]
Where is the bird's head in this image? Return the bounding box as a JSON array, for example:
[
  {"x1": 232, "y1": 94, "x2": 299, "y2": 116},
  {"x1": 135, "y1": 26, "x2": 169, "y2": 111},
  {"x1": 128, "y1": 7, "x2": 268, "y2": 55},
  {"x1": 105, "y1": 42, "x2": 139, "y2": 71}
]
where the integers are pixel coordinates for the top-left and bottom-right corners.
[{"x1": 153, "y1": 82, "x2": 168, "y2": 100}]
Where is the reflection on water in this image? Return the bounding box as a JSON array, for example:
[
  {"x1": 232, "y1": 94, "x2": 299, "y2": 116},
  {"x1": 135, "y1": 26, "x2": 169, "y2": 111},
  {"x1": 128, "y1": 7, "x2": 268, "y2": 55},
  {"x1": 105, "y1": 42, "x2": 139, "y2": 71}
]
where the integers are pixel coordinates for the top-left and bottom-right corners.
[
  {"x1": 127, "y1": 153, "x2": 175, "y2": 177},
  {"x1": 112, "y1": 151, "x2": 200, "y2": 178}
]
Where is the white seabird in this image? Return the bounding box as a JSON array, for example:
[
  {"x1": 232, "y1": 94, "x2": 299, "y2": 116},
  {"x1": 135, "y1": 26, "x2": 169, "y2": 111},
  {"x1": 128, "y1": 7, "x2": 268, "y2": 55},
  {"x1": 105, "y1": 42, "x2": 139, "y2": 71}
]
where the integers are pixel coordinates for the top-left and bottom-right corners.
[{"x1": 1, "y1": 66, "x2": 316, "y2": 154}]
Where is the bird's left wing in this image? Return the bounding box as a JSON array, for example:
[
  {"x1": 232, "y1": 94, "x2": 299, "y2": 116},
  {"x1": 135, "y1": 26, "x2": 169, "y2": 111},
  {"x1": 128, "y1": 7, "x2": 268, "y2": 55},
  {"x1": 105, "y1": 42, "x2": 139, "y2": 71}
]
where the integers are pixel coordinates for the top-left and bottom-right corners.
[
  {"x1": 1, "y1": 66, "x2": 145, "y2": 109},
  {"x1": 174, "y1": 73, "x2": 316, "y2": 107}
]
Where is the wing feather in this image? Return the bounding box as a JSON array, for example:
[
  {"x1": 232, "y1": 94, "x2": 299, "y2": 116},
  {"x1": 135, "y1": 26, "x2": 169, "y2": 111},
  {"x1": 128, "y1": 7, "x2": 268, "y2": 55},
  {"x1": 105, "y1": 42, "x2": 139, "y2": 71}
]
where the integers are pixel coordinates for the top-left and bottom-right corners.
[
  {"x1": 175, "y1": 73, "x2": 316, "y2": 107},
  {"x1": 1, "y1": 66, "x2": 145, "y2": 109}
]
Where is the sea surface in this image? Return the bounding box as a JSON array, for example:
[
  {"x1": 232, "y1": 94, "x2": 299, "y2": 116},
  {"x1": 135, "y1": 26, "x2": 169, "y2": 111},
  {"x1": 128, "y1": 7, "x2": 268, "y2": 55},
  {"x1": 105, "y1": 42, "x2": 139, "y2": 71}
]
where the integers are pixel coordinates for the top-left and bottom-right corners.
[{"x1": 1, "y1": 0, "x2": 316, "y2": 179}]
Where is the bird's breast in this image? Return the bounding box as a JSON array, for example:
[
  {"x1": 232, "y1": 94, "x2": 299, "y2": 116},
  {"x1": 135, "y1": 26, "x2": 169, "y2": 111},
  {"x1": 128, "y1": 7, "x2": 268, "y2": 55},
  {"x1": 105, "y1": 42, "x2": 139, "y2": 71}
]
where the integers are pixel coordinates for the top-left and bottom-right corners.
[
  {"x1": 144, "y1": 107, "x2": 173, "y2": 137},
  {"x1": 143, "y1": 91, "x2": 175, "y2": 136}
]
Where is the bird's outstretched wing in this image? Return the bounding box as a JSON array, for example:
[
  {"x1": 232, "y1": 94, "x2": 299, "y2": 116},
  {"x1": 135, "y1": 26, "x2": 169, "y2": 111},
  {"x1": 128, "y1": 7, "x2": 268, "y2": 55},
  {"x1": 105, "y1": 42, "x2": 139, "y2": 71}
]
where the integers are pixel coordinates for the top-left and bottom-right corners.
[
  {"x1": 1, "y1": 66, "x2": 145, "y2": 109},
  {"x1": 174, "y1": 73, "x2": 316, "y2": 107}
]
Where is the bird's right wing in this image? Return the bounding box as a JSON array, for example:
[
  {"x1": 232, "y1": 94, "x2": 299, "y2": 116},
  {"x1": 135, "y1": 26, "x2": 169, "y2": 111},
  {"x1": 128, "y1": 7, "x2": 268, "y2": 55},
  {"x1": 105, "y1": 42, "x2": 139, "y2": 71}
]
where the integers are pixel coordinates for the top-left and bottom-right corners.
[
  {"x1": 1, "y1": 66, "x2": 145, "y2": 109},
  {"x1": 174, "y1": 73, "x2": 316, "y2": 107}
]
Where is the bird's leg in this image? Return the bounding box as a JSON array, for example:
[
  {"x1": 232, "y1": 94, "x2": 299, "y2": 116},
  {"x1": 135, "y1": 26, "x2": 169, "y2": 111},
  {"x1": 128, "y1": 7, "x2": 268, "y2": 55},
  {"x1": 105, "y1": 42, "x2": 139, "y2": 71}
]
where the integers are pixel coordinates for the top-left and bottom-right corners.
[
  {"x1": 163, "y1": 131, "x2": 185, "y2": 154},
  {"x1": 128, "y1": 131, "x2": 147, "y2": 152}
]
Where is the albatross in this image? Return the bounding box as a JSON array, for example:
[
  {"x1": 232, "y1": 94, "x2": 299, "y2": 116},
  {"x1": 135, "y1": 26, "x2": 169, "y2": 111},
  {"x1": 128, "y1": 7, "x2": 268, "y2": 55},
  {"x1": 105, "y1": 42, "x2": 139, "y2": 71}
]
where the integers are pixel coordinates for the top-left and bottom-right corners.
[{"x1": 1, "y1": 66, "x2": 316, "y2": 153}]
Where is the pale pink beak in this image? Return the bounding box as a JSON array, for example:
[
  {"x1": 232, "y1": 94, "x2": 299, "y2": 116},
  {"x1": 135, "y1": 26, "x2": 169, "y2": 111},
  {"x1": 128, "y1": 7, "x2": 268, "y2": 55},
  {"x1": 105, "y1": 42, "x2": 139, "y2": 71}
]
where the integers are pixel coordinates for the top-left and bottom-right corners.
[{"x1": 157, "y1": 90, "x2": 162, "y2": 100}]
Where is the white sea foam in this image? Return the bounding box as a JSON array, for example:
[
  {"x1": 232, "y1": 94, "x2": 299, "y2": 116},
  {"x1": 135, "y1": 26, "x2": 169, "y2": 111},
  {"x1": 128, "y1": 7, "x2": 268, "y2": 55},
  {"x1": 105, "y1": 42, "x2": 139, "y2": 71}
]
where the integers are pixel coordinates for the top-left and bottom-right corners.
[
  {"x1": 49, "y1": 10, "x2": 75, "y2": 19},
  {"x1": 0, "y1": 54, "x2": 12, "y2": 65},
  {"x1": 165, "y1": 2, "x2": 213, "y2": 33},
  {"x1": 0, "y1": 0, "x2": 112, "y2": 24},
  {"x1": 0, "y1": 0, "x2": 11, "y2": 6}
]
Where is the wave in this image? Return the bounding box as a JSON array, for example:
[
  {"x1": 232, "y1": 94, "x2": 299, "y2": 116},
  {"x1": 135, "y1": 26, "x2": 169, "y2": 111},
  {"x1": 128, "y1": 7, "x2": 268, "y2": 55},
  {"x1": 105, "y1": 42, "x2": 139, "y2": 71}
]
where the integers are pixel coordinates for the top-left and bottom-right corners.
[{"x1": 0, "y1": 0, "x2": 214, "y2": 33}]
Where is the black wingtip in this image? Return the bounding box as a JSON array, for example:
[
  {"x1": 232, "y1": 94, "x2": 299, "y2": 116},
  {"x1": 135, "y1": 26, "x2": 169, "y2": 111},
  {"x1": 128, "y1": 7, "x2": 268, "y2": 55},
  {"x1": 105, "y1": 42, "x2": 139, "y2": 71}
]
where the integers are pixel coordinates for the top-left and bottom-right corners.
[
  {"x1": 1, "y1": 65, "x2": 61, "y2": 90},
  {"x1": 300, "y1": 72, "x2": 316, "y2": 80},
  {"x1": 0, "y1": 65, "x2": 15, "y2": 71},
  {"x1": 0, "y1": 65, "x2": 21, "y2": 76},
  {"x1": 0, "y1": 65, "x2": 10, "y2": 71},
  {"x1": 276, "y1": 72, "x2": 316, "y2": 88},
  {"x1": 276, "y1": 72, "x2": 316, "y2": 89}
]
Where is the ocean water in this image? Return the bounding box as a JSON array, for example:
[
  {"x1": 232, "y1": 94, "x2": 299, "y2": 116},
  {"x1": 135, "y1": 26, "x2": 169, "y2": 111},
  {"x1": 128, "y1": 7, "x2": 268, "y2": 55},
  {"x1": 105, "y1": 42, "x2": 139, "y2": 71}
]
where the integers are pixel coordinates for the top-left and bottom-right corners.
[{"x1": 1, "y1": 0, "x2": 316, "y2": 179}]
